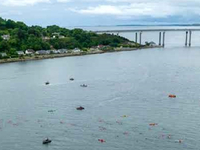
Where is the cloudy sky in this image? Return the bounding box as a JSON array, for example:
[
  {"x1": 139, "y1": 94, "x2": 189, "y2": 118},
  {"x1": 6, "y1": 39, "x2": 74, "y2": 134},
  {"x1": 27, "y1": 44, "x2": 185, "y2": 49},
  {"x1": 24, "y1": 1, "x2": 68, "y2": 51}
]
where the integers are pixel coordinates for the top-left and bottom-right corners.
[{"x1": 0, "y1": 0, "x2": 200, "y2": 27}]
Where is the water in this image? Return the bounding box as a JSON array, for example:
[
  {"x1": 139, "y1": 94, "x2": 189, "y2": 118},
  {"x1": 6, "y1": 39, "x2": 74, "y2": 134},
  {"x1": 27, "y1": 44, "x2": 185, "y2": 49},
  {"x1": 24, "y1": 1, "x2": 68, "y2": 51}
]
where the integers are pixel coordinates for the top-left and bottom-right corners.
[{"x1": 1, "y1": 26, "x2": 200, "y2": 150}]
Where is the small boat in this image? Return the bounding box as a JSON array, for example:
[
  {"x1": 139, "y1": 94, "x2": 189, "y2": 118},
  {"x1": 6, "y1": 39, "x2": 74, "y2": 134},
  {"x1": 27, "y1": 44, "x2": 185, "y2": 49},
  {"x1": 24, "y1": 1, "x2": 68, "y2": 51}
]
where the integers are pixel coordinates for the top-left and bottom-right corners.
[
  {"x1": 70, "y1": 78, "x2": 74, "y2": 81},
  {"x1": 169, "y1": 94, "x2": 176, "y2": 98},
  {"x1": 43, "y1": 138, "x2": 51, "y2": 144},
  {"x1": 76, "y1": 106, "x2": 85, "y2": 110},
  {"x1": 45, "y1": 82, "x2": 50, "y2": 85},
  {"x1": 80, "y1": 84, "x2": 87, "y2": 87},
  {"x1": 48, "y1": 110, "x2": 56, "y2": 113}
]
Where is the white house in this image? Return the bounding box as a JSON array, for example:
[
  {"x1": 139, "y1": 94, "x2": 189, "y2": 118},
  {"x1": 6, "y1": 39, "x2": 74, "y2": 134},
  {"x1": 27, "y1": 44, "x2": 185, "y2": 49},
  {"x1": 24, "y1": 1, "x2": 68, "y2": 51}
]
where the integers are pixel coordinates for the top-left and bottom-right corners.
[
  {"x1": 42, "y1": 36, "x2": 51, "y2": 40},
  {"x1": 52, "y1": 32, "x2": 60, "y2": 39},
  {"x1": 1, "y1": 35, "x2": 10, "y2": 40},
  {"x1": 36, "y1": 50, "x2": 47, "y2": 55},
  {"x1": 73, "y1": 48, "x2": 81, "y2": 53},
  {"x1": 17, "y1": 51, "x2": 25, "y2": 55},
  {"x1": 46, "y1": 50, "x2": 51, "y2": 54},
  {"x1": 50, "y1": 50, "x2": 60, "y2": 54},
  {"x1": 59, "y1": 35, "x2": 65, "y2": 39},
  {"x1": 52, "y1": 34, "x2": 65, "y2": 39},
  {"x1": 58, "y1": 49, "x2": 67, "y2": 54},
  {"x1": 25, "y1": 49, "x2": 35, "y2": 55},
  {"x1": 0, "y1": 53, "x2": 7, "y2": 57}
]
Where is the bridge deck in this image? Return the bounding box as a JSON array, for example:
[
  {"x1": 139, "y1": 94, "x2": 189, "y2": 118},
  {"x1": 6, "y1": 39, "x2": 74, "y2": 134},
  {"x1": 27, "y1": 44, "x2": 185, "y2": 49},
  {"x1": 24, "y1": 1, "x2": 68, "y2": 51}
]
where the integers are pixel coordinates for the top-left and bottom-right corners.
[{"x1": 95, "y1": 29, "x2": 200, "y2": 33}]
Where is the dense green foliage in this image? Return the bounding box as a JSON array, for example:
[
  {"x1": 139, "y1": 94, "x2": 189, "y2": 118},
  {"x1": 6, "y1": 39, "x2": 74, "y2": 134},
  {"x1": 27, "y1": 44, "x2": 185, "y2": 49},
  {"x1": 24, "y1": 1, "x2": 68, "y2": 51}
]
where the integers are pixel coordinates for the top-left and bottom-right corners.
[{"x1": 0, "y1": 17, "x2": 130, "y2": 54}]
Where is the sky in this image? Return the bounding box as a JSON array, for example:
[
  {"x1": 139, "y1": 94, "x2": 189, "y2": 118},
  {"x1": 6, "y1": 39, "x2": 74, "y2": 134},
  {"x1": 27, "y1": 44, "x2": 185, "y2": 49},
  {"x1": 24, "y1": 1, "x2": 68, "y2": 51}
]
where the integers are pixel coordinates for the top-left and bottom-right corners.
[{"x1": 0, "y1": 0, "x2": 200, "y2": 27}]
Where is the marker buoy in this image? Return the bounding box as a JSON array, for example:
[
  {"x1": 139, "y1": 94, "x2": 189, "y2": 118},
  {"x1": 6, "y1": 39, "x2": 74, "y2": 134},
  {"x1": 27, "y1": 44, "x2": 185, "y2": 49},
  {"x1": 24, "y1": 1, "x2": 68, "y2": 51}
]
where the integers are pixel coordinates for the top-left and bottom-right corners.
[{"x1": 149, "y1": 123, "x2": 158, "y2": 126}]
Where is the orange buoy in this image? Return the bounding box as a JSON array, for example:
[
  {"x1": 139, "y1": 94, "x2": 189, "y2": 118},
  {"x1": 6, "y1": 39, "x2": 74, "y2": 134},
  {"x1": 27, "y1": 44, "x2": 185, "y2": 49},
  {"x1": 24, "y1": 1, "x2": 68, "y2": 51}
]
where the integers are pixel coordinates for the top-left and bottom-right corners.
[
  {"x1": 169, "y1": 94, "x2": 176, "y2": 98},
  {"x1": 149, "y1": 123, "x2": 158, "y2": 126}
]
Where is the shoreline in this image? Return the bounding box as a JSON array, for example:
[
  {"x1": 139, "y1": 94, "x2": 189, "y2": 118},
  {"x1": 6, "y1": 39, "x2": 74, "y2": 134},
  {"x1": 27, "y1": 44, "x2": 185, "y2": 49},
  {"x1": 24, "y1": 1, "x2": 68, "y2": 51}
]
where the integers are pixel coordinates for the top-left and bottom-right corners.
[{"x1": 0, "y1": 46, "x2": 161, "y2": 65}]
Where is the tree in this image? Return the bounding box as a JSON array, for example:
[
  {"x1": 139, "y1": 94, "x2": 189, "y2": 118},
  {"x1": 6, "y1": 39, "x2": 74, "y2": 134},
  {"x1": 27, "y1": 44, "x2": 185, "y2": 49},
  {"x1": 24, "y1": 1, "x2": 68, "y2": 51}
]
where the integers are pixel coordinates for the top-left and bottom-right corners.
[
  {"x1": 0, "y1": 41, "x2": 10, "y2": 52},
  {"x1": 0, "y1": 16, "x2": 130, "y2": 55},
  {"x1": 6, "y1": 19, "x2": 16, "y2": 29}
]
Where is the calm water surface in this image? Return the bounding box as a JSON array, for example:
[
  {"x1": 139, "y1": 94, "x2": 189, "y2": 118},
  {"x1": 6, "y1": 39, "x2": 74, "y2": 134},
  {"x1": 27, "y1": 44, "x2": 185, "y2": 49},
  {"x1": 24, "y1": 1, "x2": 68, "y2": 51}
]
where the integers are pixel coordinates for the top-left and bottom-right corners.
[{"x1": 1, "y1": 27, "x2": 200, "y2": 150}]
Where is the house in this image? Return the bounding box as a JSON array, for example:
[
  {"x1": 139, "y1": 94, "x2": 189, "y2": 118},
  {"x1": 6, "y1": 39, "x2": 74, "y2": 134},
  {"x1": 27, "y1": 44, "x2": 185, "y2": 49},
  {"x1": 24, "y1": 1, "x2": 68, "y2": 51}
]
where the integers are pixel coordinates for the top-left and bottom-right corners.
[
  {"x1": 127, "y1": 42, "x2": 137, "y2": 46},
  {"x1": 149, "y1": 41, "x2": 157, "y2": 46},
  {"x1": 97, "y1": 45, "x2": 111, "y2": 50},
  {"x1": 17, "y1": 51, "x2": 25, "y2": 55},
  {"x1": 59, "y1": 35, "x2": 65, "y2": 39},
  {"x1": 58, "y1": 49, "x2": 67, "y2": 54},
  {"x1": 52, "y1": 32, "x2": 60, "y2": 36},
  {"x1": 1, "y1": 35, "x2": 10, "y2": 40},
  {"x1": 46, "y1": 50, "x2": 51, "y2": 54},
  {"x1": 25, "y1": 49, "x2": 35, "y2": 55},
  {"x1": 52, "y1": 34, "x2": 65, "y2": 39},
  {"x1": 73, "y1": 48, "x2": 81, "y2": 53},
  {"x1": 97, "y1": 45, "x2": 104, "y2": 49},
  {"x1": 0, "y1": 53, "x2": 7, "y2": 57},
  {"x1": 42, "y1": 36, "x2": 51, "y2": 40},
  {"x1": 36, "y1": 50, "x2": 47, "y2": 55},
  {"x1": 90, "y1": 46, "x2": 98, "y2": 51},
  {"x1": 52, "y1": 32, "x2": 60, "y2": 39},
  {"x1": 50, "y1": 50, "x2": 60, "y2": 54}
]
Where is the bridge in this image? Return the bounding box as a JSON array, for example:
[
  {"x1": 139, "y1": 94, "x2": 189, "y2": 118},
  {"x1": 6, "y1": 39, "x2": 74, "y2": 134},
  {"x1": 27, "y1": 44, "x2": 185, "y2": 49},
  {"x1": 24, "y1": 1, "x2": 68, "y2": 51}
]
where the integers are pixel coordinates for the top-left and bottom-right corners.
[{"x1": 95, "y1": 28, "x2": 200, "y2": 47}]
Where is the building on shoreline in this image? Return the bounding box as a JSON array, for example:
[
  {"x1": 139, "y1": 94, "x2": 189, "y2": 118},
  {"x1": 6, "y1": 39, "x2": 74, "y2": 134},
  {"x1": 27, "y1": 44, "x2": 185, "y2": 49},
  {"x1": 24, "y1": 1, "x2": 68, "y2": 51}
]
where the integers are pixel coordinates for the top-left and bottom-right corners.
[
  {"x1": 0, "y1": 53, "x2": 7, "y2": 57},
  {"x1": 58, "y1": 49, "x2": 68, "y2": 54},
  {"x1": 36, "y1": 50, "x2": 48, "y2": 55},
  {"x1": 25, "y1": 49, "x2": 35, "y2": 55},
  {"x1": 17, "y1": 51, "x2": 25, "y2": 56},
  {"x1": 73, "y1": 48, "x2": 81, "y2": 53},
  {"x1": 1, "y1": 34, "x2": 10, "y2": 40}
]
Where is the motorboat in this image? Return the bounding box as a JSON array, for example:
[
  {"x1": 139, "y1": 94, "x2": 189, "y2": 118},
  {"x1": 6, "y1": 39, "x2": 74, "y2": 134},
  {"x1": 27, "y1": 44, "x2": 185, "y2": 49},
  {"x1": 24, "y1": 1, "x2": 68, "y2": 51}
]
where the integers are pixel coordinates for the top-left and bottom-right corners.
[
  {"x1": 43, "y1": 138, "x2": 51, "y2": 144},
  {"x1": 45, "y1": 81, "x2": 50, "y2": 85},
  {"x1": 80, "y1": 84, "x2": 87, "y2": 87},
  {"x1": 76, "y1": 106, "x2": 85, "y2": 110}
]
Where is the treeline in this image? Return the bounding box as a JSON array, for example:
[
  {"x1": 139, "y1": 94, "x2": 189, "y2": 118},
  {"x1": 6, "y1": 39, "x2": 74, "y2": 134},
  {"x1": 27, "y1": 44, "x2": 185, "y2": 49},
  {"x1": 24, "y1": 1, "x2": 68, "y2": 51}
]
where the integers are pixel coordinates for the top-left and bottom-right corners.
[{"x1": 0, "y1": 17, "x2": 130, "y2": 54}]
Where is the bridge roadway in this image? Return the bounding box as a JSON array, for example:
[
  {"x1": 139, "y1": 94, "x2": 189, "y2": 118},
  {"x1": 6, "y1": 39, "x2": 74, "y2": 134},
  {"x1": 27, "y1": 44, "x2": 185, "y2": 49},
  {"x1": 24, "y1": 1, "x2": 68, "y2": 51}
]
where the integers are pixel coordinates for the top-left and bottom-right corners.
[
  {"x1": 95, "y1": 28, "x2": 200, "y2": 47},
  {"x1": 95, "y1": 28, "x2": 200, "y2": 33}
]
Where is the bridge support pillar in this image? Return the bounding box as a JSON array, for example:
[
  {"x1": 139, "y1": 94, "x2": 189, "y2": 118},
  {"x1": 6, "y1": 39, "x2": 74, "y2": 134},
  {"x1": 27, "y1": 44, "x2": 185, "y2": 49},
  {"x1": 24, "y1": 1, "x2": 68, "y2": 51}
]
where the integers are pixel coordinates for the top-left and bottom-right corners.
[
  {"x1": 185, "y1": 31, "x2": 188, "y2": 46},
  {"x1": 135, "y1": 32, "x2": 138, "y2": 43},
  {"x1": 189, "y1": 30, "x2": 192, "y2": 47},
  {"x1": 159, "y1": 32, "x2": 161, "y2": 46},
  {"x1": 139, "y1": 32, "x2": 142, "y2": 45},
  {"x1": 162, "y1": 32, "x2": 165, "y2": 47}
]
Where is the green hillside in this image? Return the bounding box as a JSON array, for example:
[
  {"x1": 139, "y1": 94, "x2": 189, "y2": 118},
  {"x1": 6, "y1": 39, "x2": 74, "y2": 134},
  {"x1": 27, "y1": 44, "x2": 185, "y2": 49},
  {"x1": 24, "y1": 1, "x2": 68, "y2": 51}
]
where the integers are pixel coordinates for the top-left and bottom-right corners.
[{"x1": 0, "y1": 17, "x2": 130, "y2": 56}]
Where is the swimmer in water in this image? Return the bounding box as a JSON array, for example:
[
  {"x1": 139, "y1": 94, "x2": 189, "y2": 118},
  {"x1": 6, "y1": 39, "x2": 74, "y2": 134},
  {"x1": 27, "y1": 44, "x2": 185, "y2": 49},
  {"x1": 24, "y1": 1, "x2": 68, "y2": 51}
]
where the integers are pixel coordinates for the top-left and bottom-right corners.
[{"x1": 168, "y1": 135, "x2": 171, "y2": 139}]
